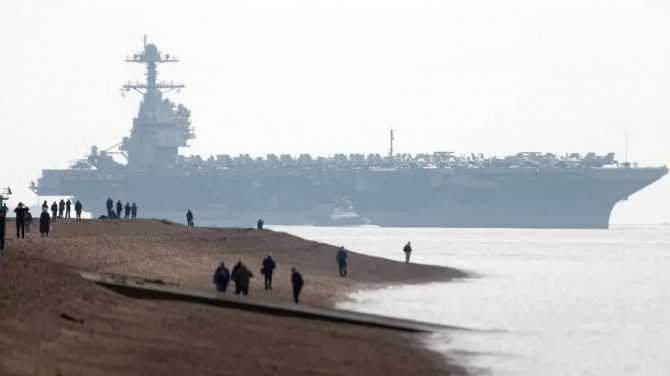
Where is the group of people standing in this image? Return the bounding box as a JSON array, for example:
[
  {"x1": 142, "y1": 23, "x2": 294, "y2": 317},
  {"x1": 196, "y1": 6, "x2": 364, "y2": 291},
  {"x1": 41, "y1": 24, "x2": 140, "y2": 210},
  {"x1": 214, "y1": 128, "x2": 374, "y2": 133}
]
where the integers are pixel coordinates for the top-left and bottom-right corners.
[
  {"x1": 0, "y1": 202, "x2": 56, "y2": 250},
  {"x1": 106, "y1": 198, "x2": 137, "y2": 220},
  {"x1": 212, "y1": 254, "x2": 305, "y2": 303},
  {"x1": 42, "y1": 199, "x2": 83, "y2": 222}
]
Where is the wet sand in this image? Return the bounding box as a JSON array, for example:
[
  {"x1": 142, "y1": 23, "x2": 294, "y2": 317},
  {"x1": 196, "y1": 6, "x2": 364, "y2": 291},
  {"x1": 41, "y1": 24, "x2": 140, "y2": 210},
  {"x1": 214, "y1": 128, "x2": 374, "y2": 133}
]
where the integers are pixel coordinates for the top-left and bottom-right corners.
[{"x1": 0, "y1": 219, "x2": 467, "y2": 375}]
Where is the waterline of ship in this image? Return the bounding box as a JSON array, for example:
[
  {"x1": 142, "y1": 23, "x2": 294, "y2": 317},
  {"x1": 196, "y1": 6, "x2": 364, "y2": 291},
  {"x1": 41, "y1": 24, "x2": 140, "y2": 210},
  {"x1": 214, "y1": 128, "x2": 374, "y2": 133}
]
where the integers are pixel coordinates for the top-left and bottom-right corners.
[{"x1": 274, "y1": 225, "x2": 670, "y2": 376}]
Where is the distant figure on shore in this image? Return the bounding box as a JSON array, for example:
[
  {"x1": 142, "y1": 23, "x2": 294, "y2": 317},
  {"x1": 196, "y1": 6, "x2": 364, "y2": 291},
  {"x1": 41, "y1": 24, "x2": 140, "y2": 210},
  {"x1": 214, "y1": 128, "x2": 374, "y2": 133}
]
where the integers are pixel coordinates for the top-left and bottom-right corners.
[
  {"x1": 42, "y1": 200, "x2": 48, "y2": 210},
  {"x1": 131, "y1": 203, "x2": 137, "y2": 219},
  {"x1": 232, "y1": 262, "x2": 254, "y2": 296},
  {"x1": 116, "y1": 200, "x2": 122, "y2": 219},
  {"x1": 50, "y1": 202, "x2": 57, "y2": 222},
  {"x1": 261, "y1": 254, "x2": 276, "y2": 290},
  {"x1": 336, "y1": 246, "x2": 348, "y2": 277},
  {"x1": 58, "y1": 199, "x2": 65, "y2": 219},
  {"x1": 403, "y1": 241, "x2": 412, "y2": 263},
  {"x1": 0, "y1": 205, "x2": 6, "y2": 250},
  {"x1": 24, "y1": 211, "x2": 33, "y2": 237},
  {"x1": 291, "y1": 267, "x2": 304, "y2": 303},
  {"x1": 186, "y1": 210, "x2": 194, "y2": 227},
  {"x1": 106, "y1": 198, "x2": 114, "y2": 217},
  {"x1": 14, "y1": 203, "x2": 30, "y2": 239},
  {"x1": 39, "y1": 208, "x2": 51, "y2": 237},
  {"x1": 257, "y1": 218, "x2": 264, "y2": 229},
  {"x1": 212, "y1": 262, "x2": 231, "y2": 292},
  {"x1": 74, "y1": 200, "x2": 83, "y2": 221},
  {"x1": 65, "y1": 199, "x2": 71, "y2": 219},
  {"x1": 124, "y1": 203, "x2": 131, "y2": 219}
]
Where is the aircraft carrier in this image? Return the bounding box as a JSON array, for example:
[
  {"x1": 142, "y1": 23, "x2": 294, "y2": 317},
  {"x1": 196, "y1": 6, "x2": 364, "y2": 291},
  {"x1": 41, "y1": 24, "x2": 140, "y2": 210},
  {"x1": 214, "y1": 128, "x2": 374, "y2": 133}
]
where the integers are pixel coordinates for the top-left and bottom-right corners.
[{"x1": 32, "y1": 38, "x2": 669, "y2": 228}]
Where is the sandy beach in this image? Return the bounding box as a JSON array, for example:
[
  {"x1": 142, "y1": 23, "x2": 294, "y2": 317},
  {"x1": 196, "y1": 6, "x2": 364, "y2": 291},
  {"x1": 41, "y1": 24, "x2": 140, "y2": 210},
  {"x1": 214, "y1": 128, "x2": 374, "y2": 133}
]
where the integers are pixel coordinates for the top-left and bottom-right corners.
[{"x1": 0, "y1": 219, "x2": 467, "y2": 375}]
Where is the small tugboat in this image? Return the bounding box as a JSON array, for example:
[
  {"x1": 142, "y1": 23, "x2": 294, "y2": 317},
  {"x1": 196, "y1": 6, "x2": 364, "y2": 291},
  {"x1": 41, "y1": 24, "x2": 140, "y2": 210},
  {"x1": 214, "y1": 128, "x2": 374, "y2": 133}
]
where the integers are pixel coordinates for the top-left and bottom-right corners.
[{"x1": 315, "y1": 198, "x2": 371, "y2": 227}]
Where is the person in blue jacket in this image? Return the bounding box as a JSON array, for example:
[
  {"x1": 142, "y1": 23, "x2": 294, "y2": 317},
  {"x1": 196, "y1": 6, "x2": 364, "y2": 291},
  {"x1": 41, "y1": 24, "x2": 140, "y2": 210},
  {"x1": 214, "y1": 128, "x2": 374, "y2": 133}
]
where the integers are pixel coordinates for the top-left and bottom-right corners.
[
  {"x1": 212, "y1": 262, "x2": 230, "y2": 292},
  {"x1": 336, "y1": 246, "x2": 348, "y2": 277}
]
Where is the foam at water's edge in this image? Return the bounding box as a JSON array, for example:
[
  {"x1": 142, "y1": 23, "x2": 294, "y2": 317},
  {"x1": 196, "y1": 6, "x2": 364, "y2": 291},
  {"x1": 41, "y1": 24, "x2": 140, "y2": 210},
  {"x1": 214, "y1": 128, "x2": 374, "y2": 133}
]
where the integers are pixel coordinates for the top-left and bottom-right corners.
[{"x1": 337, "y1": 287, "x2": 476, "y2": 376}]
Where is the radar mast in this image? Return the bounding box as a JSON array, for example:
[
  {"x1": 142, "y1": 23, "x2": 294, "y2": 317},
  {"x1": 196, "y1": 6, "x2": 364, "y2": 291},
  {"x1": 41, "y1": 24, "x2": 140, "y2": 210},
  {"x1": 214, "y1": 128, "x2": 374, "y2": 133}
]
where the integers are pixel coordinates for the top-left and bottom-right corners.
[
  {"x1": 123, "y1": 34, "x2": 184, "y2": 95},
  {"x1": 119, "y1": 36, "x2": 194, "y2": 169}
]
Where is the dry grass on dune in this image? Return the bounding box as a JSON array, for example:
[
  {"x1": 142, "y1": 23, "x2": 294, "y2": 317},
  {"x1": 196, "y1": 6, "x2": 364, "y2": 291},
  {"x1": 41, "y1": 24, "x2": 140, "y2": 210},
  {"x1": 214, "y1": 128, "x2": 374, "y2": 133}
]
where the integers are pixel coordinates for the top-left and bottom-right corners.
[{"x1": 8, "y1": 219, "x2": 466, "y2": 306}]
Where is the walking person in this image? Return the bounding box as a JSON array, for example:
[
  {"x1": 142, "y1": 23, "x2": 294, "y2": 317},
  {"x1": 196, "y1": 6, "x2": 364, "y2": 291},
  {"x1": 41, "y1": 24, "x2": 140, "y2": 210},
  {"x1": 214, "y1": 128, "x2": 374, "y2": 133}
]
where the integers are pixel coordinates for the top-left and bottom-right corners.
[
  {"x1": 0, "y1": 205, "x2": 6, "y2": 250},
  {"x1": 14, "y1": 202, "x2": 30, "y2": 239},
  {"x1": 41, "y1": 200, "x2": 48, "y2": 210},
  {"x1": 124, "y1": 203, "x2": 131, "y2": 219},
  {"x1": 39, "y1": 208, "x2": 51, "y2": 237},
  {"x1": 50, "y1": 201, "x2": 58, "y2": 222},
  {"x1": 261, "y1": 254, "x2": 276, "y2": 290},
  {"x1": 232, "y1": 262, "x2": 253, "y2": 296},
  {"x1": 336, "y1": 246, "x2": 348, "y2": 277},
  {"x1": 74, "y1": 200, "x2": 83, "y2": 221},
  {"x1": 403, "y1": 241, "x2": 412, "y2": 263},
  {"x1": 116, "y1": 200, "x2": 122, "y2": 219},
  {"x1": 186, "y1": 209, "x2": 194, "y2": 227},
  {"x1": 212, "y1": 262, "x2": 231, "y2": 292},
  {"x1": 58, "y1": 199, "x2": 65, "y2": 219},
  {"x1": 131, "y1": 203, "x2": 137, "y2": 219},
  {"x1": 65, "y1": 199, "x2": 71, "y2": 219},
  {"x1": 24, "y1": 211, "x2": 33, "y2": 237},
  {"x1": 291, "y1": 267, "x2": 304, "y2": 303}
]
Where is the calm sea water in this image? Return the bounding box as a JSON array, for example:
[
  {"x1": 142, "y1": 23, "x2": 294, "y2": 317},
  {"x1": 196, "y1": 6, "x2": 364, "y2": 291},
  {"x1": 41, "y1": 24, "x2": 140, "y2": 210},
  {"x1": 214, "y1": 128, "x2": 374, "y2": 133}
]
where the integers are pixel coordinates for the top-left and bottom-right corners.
[{"x1": 271, "y1": 225, "x2": 670, "y2": 376}]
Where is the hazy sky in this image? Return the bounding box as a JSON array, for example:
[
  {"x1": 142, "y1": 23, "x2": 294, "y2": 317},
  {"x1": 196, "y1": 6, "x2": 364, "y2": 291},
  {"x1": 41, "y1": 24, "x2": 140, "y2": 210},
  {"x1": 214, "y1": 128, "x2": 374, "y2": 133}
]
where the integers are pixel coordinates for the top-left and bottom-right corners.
[{"x1": 1, "y1": 0, "x2": 668, "y2": 223}]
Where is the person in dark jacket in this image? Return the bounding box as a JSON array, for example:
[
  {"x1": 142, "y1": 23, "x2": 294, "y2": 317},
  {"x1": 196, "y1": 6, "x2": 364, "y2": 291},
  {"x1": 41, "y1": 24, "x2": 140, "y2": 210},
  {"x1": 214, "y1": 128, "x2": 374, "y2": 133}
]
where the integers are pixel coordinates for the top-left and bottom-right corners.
[
  {"x1": 106, "y1": 197, "x2": 113, "y2": 217},
  {"x1": 124, "y1": 203, "x2": 131, "y2": 219},
  {"x1": 58, "y1": 199, "x2": 65, "y2": 219},
  {"x1": 74, "y1": 200, "x2": 83, "y2": 221},
  {"x1": 261, "y1": 254, "x2": 276, "y2": 290},
  {"x1": 14, "y1": 202, "x2": 30, "y2": 239},
  {"x1": 212, "y1": 262, "x2": 231, "y2": 292},
  {"x1": 257, "y1": 218, "x2": 264, "y2": 229},
  {"x1": 231, "y1": 260, "x2": 242, "y2": 281},
  {"x1": 336, "y1": 246, "x2": 348, "y2": 277},
  {"x1": 232, "y1": 263, "x2": 253, "y2": 296},
  {"x1": 131, "y1": 203, "x2": 137, "y2": 219},
  {"x1": 50, "y1": 201, "x2": 58, "y2": 222},
  {"x1": 39, "y1": 208, "x2": 51, "y2": 237},
  {"x1": 116, "y1": 200, "x2": 122, "y2": 218},
  {"x1": 403, "y1": 241, "x2": 412, "y2": 263},
  {"x1": 186, "y1": 210, "x2": 194, "y2": 227},
  {"x1": 0, "y1": 205, "x2": 6, "y2": 250},
  {"x1": 42, "y1": 200, "x2": 48, "y2": 210},
  {"x1": 65, "y1": 199, "x2": 71, "y2": 218},
  {"x1": 291, "y1": 267, "x2": 304, "y2": 303}
]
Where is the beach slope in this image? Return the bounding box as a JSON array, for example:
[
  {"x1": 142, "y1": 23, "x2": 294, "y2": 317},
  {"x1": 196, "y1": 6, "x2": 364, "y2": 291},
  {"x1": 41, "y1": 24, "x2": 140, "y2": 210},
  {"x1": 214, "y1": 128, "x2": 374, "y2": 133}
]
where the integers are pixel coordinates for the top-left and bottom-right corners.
[{"x1": 0, "y1": 220, "x2": 466, "y2": 375}]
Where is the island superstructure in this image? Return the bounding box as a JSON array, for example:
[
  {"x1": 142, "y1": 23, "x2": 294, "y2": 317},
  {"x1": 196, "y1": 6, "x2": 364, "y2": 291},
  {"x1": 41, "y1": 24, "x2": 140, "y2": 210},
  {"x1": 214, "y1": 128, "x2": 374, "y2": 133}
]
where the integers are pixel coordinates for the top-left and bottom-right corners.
[{"x1": 32, "y1": 39, "x2": 668, "y2": 228}]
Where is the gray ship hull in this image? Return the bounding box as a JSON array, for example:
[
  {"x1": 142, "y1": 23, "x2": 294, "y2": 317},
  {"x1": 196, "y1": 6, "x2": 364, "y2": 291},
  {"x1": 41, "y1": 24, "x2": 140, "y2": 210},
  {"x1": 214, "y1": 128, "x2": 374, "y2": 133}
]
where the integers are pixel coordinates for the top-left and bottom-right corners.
[{"x1": 36, "y1": 166, "x2": 667, "y2": 229}]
